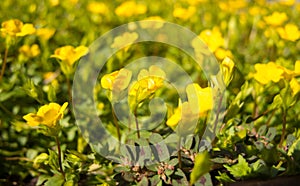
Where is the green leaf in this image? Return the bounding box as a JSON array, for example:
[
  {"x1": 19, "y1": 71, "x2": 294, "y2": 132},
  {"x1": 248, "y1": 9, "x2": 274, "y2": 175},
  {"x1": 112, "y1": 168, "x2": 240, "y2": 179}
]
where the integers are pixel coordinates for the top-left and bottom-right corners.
[
  {"x1": 190, "y1": 150, "x2": 212, "y2": 185},
  {"x1": 172, "y1": 169, "x2": 188, "y2": 186},
  {"x1": 215, "y1": 171, "x2": 235, "y2": 183},
  {"x1": 194, "y1": 173, "x2": 213, "y2": 186},
  {"x1": 36, "y1": 175, "x2": 51, "y2": 186},
  {"x1": 44, "y1": 175, "x2": 65, "y2": 186},
  {"x1": 224, "y1": 155, "x2": 251, "y2": 179},
  {"x1": 137, "y1": 176, "x2": 149, "y2": 186}
]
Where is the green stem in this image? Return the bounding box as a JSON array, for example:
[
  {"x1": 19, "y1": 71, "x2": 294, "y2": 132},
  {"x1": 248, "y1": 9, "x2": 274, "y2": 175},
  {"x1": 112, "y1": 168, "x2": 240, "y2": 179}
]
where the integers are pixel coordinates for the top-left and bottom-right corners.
[
  {"x1": 178, "y1": 137, "x2": 182, "y2": 169},
  {"x1": 66, "y1": 77, "x2": 72, "y2": 105},
  {"x1": 213, "y1": 92, "x2": 224, "y2": 134},
  {"x1": 112, "y1": 109, "x2": 121, "y2": 142},
  {"x1": 279, "y1": 109, "x2": 287, "y2": 147},
  {"x1": 0, "y1": 47, "x2": 9, "y2": 82},
  {"x1": 134, "y1": 107, "x2": 140, "y2": 139},
  {"x1": 55, "y1": 136, "x2": 65, "y2": 180}
]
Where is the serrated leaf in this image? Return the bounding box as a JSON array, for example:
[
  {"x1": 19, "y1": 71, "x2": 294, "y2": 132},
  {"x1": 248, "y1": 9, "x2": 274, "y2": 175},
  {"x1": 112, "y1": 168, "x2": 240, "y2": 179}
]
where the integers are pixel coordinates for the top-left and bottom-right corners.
[
  {"x1": 224, "y1": 155, "x2": 251, "y2": 179},
  {"x1": 190, "y1": 151, "x2": 212, "y2": 185},
  {"x1": 215, "y1": 171, "x2": 234, "y2": 183}
]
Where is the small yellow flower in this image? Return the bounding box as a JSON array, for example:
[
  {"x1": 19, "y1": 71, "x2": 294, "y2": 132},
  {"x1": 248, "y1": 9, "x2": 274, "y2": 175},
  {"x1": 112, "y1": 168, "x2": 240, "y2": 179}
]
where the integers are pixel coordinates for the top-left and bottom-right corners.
[
  {"x1": 277, "y1": 23, "x2": 300, "y2": 42},
  {"x1": 253, "y1": 62, "x2": 284, "y2": 84},
  {"x1": 0, "y1": 19, "x2": 35, "y2": 38},
  {"x1": 19, "y1": 44, "x2": 40, "y2": 59},
  {"x1": 290, "y1": 78, "x2": 300, "y2": 96},
  {"x1": 140, "y1": 16, "x2": 164, "y2": 29},
  {"x1": 167, "y1": 100, "x2": 198, "y2": 135},
  {"x1": 221, "y1": 57, "x2": 235, "y2": 86},
  {"x1": 173, "y1": 6, "x2": 196, "y2": 21},
  {"x1": 218, "y1": 0, "x2": 247, "y2": 12},
  {"x1": 186, "y1": 83, "x2": 213, "y2": 115},
  {"x1": 115, "y1": 1, "x2": 147, "y2": 17},
  {"x1": 166, "y1": 100, "x2": 182, "y2": 129},
  {"x1": 214, "y1": 48, "x2": 233, "y2": 61},
  {"x1": 51, "y1": 45, "x2": 89, "y2": 66},
  {"x1": 111, "y1": 32, "x2": 138, "y2": 50},
  {"x1": 279, "y1": 0, "x2": 295, "y2": 6},
  {"x1": 36, "y1": 28, "x2": 56, "y2": 41},
  {"x1": 264, "y1": 12, "x2": 288, "y2": 27},
  {"x1": 128, "y1": 66, "x2": 165, "y2": 110},
  {"x1": 23, "y1": 102, "x2": 68, "y2": 128},
  {"x1": 199, "y1": 27, "x2": 224, "y2": 52},
  {"x1": 101, "y1": 68, "x2": 132, "y2": 91},
  {"x1": 87, "y1": 1, "x2": 108, "y2": 15}
]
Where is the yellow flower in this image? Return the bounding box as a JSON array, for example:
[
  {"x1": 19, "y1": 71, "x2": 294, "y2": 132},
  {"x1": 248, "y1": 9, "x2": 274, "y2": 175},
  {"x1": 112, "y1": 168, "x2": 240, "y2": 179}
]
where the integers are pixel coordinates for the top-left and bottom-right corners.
[
  {"x1": 214, "y1": 48, "x2": 233, "y2": 61},
  {"x1": 19, "y1": 44, "x2": 40, "y2": 59},
  {"x1": 111, "y1": 32, "x2": 138, "y2": 51},
  {"x1": 221, "y1": 57, "x2": 235, "y2": 86},
  {"x1": 51, "y1": 45, "x2": 89, "y2": 66},
  {"x1": 173, "y1": 6, "x2": 196, "y2": 20},
  {"x1": 101, "y1": 68, "x2": 132, "y2": 91},
  {"x1": 166, "y1": 100, "x2": 182, "y2": 129},
  {"x1": 279, "y1": 0, "x2": 295, "y2": 6},
  {"x1": 295, "y1": 60, "x2": 300, "y2": 75},
  {"x1": 218, "y1": 0, "x2": 247, "y2": 12},
  {"x1": 0, "y1": 19, "x2": 35, "y2": 37},
  {"x1": 36, "y1": 28, "x2": 56, "y2": 41},
  {"x1": 290, "y1": 78, "x2": 300, "y2": 96},
  {"x1": 23, "y1": 102, "x2": 68, "y2": 127},
  {"x1": 140, "y1": 16, "x2": 164, "y2": 29},
  {"x1": 264, "y1": 12, "x2": 288, "y2": 27},
  {"x1": 186, "y1": 83, "x2": 213, "y2": 115},
  {"x1": 115, "y1": 1, "x2": 147, "y2": 17},
  {"x1": 49, "y1": 0, "x2": 59, "y2": 6},
  {"x1": 128, "y1": 66, "x2": 165, "y2": 110},
  {"x1": 167, "y1": 100, "x2": 198, "y2": 135},
  {"x1": 87, "y1": 1, "x2": 108, "y2": 14},
  {"x1": 277, "y1": 23, "x2": 300, "y2": 42},
  {"x1": 199, "y1": 27, "x2": 224, "y2": 52},
  {"x1": 253, "y1": 62, "x2": 284, "y2": 84}
]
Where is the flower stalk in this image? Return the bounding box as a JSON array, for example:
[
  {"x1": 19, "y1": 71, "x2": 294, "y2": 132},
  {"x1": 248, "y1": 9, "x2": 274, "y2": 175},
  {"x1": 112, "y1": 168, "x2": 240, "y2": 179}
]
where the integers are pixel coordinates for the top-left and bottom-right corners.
[{"x1": 0, "y1": 47, "x2": 9, "y2": 81}]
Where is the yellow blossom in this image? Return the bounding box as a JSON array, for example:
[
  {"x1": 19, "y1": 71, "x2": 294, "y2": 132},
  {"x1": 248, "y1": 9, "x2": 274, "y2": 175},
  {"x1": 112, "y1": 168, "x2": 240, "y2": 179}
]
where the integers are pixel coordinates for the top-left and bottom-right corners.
[
  {"x1": 23, "y1": 102, "x2": 68, "y2": 127},
  {"x1": 264, "y1": 12, "x2": 288, "y2": 27},
  {"x1": 290, "y1": 78, "x2": 300, "y2": 96},
  {"x1": 128, "y1": 66, "x2": 165, "y2": 110},
  {"x1": 214, "y1": 48, "x2": 233, "y2": 61},
  {"x1": 19, "y1": 44, "x2": 40, "y2": 59},
  {"x1": 36, "y1": 28, "x2": 56, "y2": 41},
  {"x1": 140, "y1": 16, "x2": 164, "y2": 29},
  {"x1": 221, "y1": 57, "x2": 235, "y2": 86},
  {"x1": 166, "y1": 100, "x2": 182, "y2": 129},
  {"x1": 218, "y1": 0, "x2": 247, "y2": 12},
  {"x1": 51, "y1": 45, "x2": 89, "y2": 66},
  {"x1": 87, "y1": 1, "x2": 108, "y2": 14},
  {"x1": 186, "y1": 83, "x2": 213, "y2": 115},
  {"x1": 101, "y1": 68, "x2": 132, "y2": 91},
  {"x1": 173, "y1": 6, "x2": 196, "y2": 20},
  {"x1": 279, "y1": 0, "x2": 295, "y2": 6},
  {"x1": 111, "y1": 32, "x2": 138, "y2": 51},
  {"x1": 199, "y1": 27, "x2": 224, "y2": 52},
  {"x1": 167, "y1": 100, "x2": 198, "y2": 135},
  {"x1": 253, "y1": 62, "x2": 284, "y2": 84},
  {"x1": 277, "y1": 23, "x2": 300, "y2": 42},
  {"x1": 295, "y1": 60, "x2": 300, "y2": 75},
  {"x1": 0, "y1": 19, "x2": 35, "y2": 38},
  {"x1": 49, "y1": 0, "x2": 59, "y2": 6},
  {"x1": 115, "y1": 1, "x2": 147, "y2": 17}
]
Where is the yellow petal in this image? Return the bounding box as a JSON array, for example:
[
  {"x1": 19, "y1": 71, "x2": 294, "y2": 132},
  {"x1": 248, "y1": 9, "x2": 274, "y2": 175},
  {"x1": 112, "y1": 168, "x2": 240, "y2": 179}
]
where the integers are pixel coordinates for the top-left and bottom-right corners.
[{"x1": 23, "y1": 113, "x2": 42, "y2": 126}]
